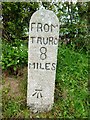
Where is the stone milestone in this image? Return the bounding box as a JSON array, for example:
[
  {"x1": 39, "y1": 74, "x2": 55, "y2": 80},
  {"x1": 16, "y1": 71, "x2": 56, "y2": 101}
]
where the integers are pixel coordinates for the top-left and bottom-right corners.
[{"x1": 27, "y1": 9, "x2": 59, "y2": 112}]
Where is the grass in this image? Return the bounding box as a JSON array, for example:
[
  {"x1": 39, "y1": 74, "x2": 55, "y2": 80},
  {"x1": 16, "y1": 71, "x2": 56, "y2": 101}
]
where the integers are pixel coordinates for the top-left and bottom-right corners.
[
  {"x1": 2, "y1": 44, "x2": 88, "y2": 119},
  {"x1": 56, "y1": 44, "x2": 88, "y2": 118}
]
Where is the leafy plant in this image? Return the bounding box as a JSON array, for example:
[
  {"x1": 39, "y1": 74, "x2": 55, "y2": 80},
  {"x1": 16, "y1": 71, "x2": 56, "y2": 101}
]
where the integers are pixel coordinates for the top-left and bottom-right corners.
[{"x1": 2, "y1": 40, "x2": 28, "y2": 74}]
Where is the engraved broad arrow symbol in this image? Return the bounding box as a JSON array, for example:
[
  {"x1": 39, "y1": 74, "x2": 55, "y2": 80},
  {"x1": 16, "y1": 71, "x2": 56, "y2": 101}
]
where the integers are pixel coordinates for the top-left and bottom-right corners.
[{"x1": 32, "y1": 89, "x2": 43, "y2": 98}]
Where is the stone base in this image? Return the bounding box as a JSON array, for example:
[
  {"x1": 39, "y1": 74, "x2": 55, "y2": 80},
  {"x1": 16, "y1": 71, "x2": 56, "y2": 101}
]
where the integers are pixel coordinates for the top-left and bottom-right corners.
[{"x1": 28, "y1": 103, "x2": 53, "y2": 113}]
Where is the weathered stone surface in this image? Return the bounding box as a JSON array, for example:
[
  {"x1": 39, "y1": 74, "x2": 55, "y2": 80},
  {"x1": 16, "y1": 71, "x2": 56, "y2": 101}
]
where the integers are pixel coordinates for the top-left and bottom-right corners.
[{"x1": 27, "y1": 9, "x2": 59, "y2": 112}]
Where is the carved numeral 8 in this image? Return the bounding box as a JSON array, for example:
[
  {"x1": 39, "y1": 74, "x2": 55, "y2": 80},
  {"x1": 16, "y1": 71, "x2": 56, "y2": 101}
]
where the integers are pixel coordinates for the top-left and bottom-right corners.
[{"x1": 40, "y1": 47, "x2": 47, "y2": 60}]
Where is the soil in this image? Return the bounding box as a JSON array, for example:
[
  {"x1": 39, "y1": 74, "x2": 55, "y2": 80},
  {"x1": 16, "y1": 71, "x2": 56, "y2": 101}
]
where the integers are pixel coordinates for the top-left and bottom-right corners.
[{"x1": 2, "y1": 67, "x2": 27, "y2": 99}]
